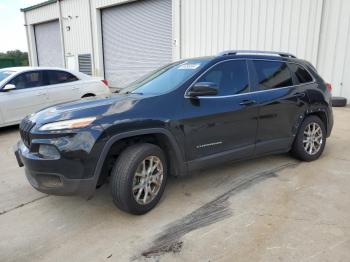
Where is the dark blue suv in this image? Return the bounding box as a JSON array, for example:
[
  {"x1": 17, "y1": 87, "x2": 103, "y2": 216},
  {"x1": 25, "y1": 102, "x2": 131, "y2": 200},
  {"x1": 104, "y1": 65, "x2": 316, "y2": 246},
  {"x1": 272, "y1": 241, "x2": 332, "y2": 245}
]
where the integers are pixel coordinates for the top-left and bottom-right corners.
[{"x1": 15, "y1": 50, "x2": 333, "y2": 214}]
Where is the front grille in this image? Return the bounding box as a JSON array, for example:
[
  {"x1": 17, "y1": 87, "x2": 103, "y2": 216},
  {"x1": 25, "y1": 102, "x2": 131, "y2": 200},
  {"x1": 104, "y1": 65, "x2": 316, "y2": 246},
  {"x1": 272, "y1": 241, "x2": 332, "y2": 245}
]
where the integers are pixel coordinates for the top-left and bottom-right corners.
[{"x1": 19, "y1": 117, "x2": 35, "y2": 148}]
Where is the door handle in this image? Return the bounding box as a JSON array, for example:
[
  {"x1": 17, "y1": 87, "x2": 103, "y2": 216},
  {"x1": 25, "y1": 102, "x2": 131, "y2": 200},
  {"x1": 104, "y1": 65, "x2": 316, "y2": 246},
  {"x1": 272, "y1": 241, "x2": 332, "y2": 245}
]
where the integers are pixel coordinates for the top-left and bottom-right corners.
[
  {"x1": 36, "y1": 92, "x2": 45, "y2": 96},
  {"x1": 239, "y1": 99, "x2": 256, "y2": 106}
]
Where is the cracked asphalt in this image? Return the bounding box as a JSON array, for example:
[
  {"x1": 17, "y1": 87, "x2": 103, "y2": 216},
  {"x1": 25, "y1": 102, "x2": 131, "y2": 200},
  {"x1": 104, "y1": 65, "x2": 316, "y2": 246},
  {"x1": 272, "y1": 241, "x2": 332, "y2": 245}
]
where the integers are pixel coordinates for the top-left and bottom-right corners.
[{"x1": 0, "y1": 107, "x2": 349, "y2": 262}]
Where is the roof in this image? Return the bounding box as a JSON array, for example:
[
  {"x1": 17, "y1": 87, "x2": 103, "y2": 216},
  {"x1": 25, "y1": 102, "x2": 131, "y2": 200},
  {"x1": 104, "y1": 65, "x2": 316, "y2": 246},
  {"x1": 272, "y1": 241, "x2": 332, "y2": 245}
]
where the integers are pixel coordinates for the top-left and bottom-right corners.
[
  {"x1": 1, "y1": 66, "x2": 65, "y2": 72},
  {"x1": 0, "y1": 67, "x2": 93, "y2": 82},
  {"x1": 20, "y1": 0, "x2": 57, "y2": 12},
  {"x1": 217, "y1": 50, "x2": 297, "y2": 58}
]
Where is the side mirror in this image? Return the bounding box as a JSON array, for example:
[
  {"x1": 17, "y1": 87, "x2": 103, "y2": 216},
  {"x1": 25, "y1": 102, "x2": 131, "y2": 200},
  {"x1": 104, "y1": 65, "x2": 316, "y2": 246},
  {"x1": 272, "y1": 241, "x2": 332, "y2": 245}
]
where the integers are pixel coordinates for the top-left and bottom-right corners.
[
  {"x1": 2, "y1": 84, "x2": 16, "y2": 92},
  {"x1": 187, "y1": 82, "x2": 218, "y2": 97}
]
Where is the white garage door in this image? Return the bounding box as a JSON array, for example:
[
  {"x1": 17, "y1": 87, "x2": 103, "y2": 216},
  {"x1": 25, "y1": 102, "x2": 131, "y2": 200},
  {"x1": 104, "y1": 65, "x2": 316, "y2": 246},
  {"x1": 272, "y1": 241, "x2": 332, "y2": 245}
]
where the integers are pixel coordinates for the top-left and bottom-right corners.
[
  {"x1": 101, "y1": 0, "x2": 172, "y2": 88},
  {"x1": 34, "y1": 20, "x2": 64, "y2": 67}
]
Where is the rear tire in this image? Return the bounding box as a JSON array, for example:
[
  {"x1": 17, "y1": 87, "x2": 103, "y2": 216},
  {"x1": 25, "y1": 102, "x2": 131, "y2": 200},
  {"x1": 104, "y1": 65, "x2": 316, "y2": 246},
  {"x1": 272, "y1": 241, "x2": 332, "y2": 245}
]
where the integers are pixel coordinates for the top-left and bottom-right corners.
[
  {"x1": 291, "y1": 115, "x2": 326, "y2": 162},
  {"x1": 110, "y1": 143, "x2": 167, "y2": 215}
]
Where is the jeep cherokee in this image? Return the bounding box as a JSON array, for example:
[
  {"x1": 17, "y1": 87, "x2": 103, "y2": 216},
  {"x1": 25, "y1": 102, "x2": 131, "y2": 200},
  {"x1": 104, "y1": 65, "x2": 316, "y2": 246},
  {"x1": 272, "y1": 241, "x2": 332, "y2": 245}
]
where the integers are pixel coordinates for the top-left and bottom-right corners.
[{"x1": 14, "y1": 50, "x2": 333, "y2": 214}]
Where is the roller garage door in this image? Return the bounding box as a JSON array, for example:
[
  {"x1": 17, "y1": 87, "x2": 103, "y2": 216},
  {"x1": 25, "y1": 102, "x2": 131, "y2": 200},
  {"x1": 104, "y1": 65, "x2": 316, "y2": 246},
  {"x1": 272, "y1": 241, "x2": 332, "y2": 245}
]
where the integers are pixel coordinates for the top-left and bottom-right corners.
[
  {"x1": 34, "y1": 20, "x2": 64, "y2": 67},
  {"x1": 101, "y1": 0, "x2": 172, "y2": 88}
]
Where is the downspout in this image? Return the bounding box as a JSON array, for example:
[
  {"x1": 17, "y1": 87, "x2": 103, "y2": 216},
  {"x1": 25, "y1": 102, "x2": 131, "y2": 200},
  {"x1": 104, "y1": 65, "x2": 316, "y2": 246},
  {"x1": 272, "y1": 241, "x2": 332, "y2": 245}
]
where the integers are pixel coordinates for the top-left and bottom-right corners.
[
  {"x1": 172, "y1": 0, "x2": 181, "y2": 61},
  {"x1": 57, "y1": 0, "x2": 66, "y2": 67},
  {"x1": 23, "y1": 11, "x2": 32, "y2": 65},
  {"x1": 179, "y1": 0, "x2": 182, "y2": 60},
  {"x1": 316, "y1": 0, "x2": 326, "y2": 69},
  {"x1": 88, "y1": 0, "x2": 96, "y2": 75}
]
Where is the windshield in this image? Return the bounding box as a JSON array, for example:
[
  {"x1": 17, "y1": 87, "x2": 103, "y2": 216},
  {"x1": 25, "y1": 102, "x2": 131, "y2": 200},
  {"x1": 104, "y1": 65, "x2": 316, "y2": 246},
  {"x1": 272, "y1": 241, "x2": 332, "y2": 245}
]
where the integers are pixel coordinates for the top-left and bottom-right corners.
[
  {"x1": 0, "y1": 70, "x2": 15, "y2": 82},
  {"x1": 120, "y1": 59, "x2": 210, "y2": 95}
]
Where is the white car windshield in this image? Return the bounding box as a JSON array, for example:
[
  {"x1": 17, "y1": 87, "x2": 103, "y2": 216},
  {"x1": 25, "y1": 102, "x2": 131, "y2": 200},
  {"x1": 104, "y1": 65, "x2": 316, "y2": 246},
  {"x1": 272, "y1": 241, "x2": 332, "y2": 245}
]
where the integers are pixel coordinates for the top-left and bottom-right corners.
[{"x1": 0, "y1": 70, "x2": 15, "y2": 82}]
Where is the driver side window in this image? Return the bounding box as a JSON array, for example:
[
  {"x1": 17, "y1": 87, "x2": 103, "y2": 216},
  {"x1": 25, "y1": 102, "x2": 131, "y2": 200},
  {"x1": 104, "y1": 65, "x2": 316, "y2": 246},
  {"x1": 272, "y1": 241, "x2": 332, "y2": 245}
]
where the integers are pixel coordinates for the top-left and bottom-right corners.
[
  {"x1": 9, "y1": 71, "x2": 44, "y2": 89},
  {"x1": 197, "y1": 60, "x2": 250, "y2": 96}
]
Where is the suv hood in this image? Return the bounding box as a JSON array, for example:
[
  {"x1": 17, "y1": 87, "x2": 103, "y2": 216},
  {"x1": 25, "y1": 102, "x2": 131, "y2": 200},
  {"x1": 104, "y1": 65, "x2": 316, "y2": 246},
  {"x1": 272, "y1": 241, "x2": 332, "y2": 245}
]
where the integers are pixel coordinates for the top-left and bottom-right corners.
[{"x1": 29, "y1": 94, "x2": 140, "y2": 126}]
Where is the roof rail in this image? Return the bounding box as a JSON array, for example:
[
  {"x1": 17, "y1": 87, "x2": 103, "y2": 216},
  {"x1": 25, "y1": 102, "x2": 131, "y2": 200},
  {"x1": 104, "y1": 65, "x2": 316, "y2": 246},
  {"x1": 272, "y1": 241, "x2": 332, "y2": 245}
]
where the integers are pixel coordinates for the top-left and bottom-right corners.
[{"x1": 217, "y1": 50, "x2": 297, "y2": 58}]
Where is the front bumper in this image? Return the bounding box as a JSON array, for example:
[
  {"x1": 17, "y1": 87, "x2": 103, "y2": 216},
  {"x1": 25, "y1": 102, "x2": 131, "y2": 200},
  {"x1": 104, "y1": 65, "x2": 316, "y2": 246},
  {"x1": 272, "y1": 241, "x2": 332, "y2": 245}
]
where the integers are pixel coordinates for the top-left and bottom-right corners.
[{"x1": 14, "y1": 141, "x2": 97, "y2": 198}]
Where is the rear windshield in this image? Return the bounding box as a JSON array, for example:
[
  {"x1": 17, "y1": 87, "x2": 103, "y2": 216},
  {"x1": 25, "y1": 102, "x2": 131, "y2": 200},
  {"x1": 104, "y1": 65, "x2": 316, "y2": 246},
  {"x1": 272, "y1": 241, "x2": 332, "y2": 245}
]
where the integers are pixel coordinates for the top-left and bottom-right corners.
[
  {"x1": 120, "y1": 59, "x2": 211, "y2": 95},
  {"x1": 0, "y1": 70, "x2": 15, "y2": 82}
]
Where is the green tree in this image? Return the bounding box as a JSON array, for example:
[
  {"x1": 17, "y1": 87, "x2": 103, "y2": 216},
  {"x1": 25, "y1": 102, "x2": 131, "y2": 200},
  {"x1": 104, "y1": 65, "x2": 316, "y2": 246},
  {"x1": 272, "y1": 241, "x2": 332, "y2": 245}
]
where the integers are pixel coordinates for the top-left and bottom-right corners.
[{"x1": 0, "y1": 50, "x2": 29, "y2": 67}]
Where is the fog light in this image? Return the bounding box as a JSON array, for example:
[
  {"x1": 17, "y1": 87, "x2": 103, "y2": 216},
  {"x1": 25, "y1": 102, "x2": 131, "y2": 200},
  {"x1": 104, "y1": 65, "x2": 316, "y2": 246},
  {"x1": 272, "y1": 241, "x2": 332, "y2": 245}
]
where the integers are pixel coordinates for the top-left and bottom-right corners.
[
  {"x1": 38, "y1": 144, "x2": 60, "y2": 159},
  {"x1": 37, "y1": 174, "x2": 62, "y2": 188}
]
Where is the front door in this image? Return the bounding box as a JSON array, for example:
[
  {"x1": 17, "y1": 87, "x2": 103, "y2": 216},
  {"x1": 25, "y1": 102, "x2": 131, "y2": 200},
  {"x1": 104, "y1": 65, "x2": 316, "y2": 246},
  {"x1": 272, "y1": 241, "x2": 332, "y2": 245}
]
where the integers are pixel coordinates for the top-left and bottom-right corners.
[
  {"x1": 0, "y1": 71, "x2": 48, "y2": 125},
  {"x1": 181, "y1": 59, "x2": 258, "y2": 167}
]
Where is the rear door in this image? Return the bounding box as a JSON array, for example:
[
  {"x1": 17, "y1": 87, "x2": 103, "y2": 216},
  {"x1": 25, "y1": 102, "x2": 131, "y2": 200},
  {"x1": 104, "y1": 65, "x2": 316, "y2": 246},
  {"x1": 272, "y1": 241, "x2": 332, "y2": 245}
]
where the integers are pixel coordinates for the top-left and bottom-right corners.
[
  {"x1": 0, "y1": 71, "x2": 48, "y2": 124},
  {"x1": 45, "y1": 70, "x2": 81, "y2": 105},
  {"x1": 182, "y1": 59, "x2": 258, "y2": 166},
  {"x1": 249, "y1": 60, "x2": 309, "y2": 155}
]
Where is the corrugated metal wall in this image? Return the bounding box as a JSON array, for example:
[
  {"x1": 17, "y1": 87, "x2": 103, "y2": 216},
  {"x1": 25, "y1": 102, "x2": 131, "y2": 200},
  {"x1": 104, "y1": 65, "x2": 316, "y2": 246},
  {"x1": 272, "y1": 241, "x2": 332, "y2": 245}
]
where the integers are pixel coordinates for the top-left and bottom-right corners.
[
  {"x1": 179, "y1": 0, "x2": 323, "y2": 66},
  {"x1": 60, "y1": 0, "x2": 93, "y2": 68},
  {"x1": 25, "y1": 2, "x2": 59, "y2": 24},
  {"x1": 317, "y1": 0, "x2": 350, "y2": 97},
  {"x1": 23, "y1": 0, "x2": 350, "y2": 101}
]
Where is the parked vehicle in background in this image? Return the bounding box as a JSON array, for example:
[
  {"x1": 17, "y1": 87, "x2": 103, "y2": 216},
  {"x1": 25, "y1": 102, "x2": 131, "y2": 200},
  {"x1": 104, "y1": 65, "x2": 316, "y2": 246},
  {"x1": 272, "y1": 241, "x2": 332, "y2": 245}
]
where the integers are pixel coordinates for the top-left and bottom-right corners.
[
  {"x1": 0, "y1": 67, "x2": 111, "y2": 127},
  {"x1": 14, "y1": 51, "x2": 333, "y2": 215}
]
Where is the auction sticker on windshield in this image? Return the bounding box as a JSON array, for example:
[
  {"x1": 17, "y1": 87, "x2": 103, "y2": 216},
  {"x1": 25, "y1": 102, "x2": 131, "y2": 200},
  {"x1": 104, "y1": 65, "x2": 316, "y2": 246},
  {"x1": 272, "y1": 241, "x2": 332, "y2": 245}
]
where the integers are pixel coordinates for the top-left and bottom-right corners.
[{"x1": 178, "y1": 63, "x2": 201, "y2": 70}]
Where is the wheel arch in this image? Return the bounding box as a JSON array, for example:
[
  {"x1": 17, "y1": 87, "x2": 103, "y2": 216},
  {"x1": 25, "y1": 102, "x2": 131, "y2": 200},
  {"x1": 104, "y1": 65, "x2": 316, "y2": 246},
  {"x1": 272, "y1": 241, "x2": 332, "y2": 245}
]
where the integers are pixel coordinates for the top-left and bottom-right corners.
[
  {"x1": 291, "y1": 107, "x2": 330, "y2": 149},
  {"x1": 91, "y1": 128, "x2": 187, "y2": 192},
  {"x1": 82, "y1": 93, "x2": 96, "y2": 98},
  {"x1": 306, "y1": 109, "x2": 329, "y2": 135}
]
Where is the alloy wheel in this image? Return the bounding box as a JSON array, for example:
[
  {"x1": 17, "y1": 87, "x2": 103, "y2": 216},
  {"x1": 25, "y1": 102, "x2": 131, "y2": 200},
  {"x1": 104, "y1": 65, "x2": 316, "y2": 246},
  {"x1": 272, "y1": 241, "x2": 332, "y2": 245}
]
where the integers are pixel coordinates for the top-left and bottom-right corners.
[
  {"x1": 132, "y1": 156, "x2": 164, "y2": 205},
  {"x1": 303, "y1": 122, "x2": 323, "y2": 155}
]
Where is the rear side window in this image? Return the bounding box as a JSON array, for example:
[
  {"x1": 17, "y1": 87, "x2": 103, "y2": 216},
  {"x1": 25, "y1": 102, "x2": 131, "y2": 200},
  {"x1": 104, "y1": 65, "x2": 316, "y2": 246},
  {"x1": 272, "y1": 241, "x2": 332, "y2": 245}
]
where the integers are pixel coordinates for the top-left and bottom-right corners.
[
  {"x1": 252, "y1": 60, "x2": 293, "y2": 90},
  {"x1": 47, "y1": 70, "x2": 78, "y2": 85},
  {"x1": 289, "y1": 63, "x2": 313, "y2": 84},
  {"x1": 198, "y1": 60, "x2": 249, "y2": 96},
  {"x1": 9, "y1": 71, "x2": 44, "y2": 89}
]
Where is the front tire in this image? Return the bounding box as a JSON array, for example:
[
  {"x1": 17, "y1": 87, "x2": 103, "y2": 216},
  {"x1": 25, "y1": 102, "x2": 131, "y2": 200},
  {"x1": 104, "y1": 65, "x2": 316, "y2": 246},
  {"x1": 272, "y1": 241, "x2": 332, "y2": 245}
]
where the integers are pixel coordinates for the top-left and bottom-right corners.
[
  {"x1": 291, "y1": 115, "x2": 326, "y2": 162},
  {"x1": 110, "y1": 143, "x2": 167, "y2": 215}
]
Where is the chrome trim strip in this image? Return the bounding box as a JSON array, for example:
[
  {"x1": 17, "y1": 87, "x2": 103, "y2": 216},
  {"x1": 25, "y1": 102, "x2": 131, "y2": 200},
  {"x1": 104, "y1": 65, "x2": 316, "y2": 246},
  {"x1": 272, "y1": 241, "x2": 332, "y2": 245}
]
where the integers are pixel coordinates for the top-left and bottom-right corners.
[{"x1": 197, "y1": 86, "x2": 292, "y2": 99}]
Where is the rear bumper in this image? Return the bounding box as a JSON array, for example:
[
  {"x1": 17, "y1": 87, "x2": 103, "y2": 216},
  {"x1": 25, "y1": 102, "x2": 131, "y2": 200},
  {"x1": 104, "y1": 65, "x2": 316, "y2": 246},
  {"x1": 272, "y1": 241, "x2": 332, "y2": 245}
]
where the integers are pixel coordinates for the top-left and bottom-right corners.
[{"x1": 14, "y1": 141, "x2": 97, "y2": 198}]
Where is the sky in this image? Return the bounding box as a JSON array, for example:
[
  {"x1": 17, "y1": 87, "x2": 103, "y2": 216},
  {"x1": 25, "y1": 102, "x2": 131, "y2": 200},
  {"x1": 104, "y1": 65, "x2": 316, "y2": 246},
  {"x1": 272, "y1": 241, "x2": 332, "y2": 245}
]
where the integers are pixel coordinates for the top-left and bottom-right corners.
[{"x1": 0, "y1": 0, "x2": 44, "y2": 52}]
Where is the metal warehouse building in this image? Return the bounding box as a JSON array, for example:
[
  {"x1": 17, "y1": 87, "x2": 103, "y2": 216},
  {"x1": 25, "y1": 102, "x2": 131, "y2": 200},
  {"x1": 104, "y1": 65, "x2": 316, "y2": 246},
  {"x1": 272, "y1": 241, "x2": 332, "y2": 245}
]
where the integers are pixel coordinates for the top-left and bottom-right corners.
[{"x1": 22, "y1": 0, "x2": 350, "y2": 101}]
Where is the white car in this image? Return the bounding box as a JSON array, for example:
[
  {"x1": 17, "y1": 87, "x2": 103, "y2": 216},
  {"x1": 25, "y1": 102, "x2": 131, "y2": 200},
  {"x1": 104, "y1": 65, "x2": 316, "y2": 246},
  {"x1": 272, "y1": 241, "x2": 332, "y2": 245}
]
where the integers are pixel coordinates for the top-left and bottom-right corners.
[{"x1": 0, "y1": 67, "x2": 111, "y2": 127}]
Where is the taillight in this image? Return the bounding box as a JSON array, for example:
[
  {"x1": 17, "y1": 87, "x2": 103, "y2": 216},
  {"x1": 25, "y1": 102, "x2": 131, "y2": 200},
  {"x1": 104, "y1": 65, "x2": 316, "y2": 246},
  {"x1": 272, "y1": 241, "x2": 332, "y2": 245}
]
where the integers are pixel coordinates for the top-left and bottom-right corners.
[
  {"x1": 326, "y1": 83, "x2": 332, "y2": 92},
  {"x1": 101, "y1": 79, "x2": 109, "y2": 87}
]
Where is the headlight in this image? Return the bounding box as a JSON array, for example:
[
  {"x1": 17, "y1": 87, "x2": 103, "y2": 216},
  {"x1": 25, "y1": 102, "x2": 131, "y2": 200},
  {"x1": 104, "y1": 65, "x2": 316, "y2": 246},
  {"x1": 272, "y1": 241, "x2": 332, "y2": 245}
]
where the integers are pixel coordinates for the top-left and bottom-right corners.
[{"x1": 39, "y1": 117, "x2": 96, "y2": 131}]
